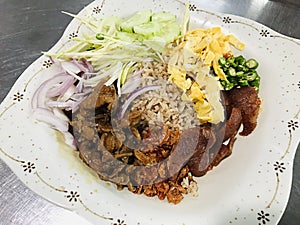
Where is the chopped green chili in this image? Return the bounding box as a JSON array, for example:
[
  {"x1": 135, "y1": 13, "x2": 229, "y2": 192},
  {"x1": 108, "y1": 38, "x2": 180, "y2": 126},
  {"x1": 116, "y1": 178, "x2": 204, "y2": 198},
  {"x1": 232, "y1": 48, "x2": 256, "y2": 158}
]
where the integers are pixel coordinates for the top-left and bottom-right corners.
[
  {"x1": 96, "y1": 33, "x2": 105, "y2": 40},
  {"x1": 218, "y1": 54, "x2": 261, "y2": 91},
  {"x1": 245, "y1": 59, "x2": 259, "y2": 69}
]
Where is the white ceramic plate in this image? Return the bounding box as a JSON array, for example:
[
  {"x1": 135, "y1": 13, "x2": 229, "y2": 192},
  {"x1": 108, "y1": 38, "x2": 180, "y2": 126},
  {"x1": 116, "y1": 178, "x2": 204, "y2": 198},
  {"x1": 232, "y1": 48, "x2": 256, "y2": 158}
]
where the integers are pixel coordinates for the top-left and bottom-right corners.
[{"x1": 0, "y1": 0, "x2": 299, "y2": 224}]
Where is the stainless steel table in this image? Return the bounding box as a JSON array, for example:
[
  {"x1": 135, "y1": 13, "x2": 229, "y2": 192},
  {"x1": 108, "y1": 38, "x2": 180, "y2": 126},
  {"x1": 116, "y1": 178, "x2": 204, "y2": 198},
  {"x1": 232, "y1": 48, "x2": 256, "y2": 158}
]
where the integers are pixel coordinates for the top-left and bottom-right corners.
[{"x1": 0, "y1": 0, "x2": 299, "y2": 224}]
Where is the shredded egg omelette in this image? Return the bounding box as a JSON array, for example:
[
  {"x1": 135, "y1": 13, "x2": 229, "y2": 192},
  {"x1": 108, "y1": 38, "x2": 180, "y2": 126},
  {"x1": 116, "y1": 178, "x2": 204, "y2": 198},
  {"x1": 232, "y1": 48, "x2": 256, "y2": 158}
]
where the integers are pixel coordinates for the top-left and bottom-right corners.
[{"x1": 166, "y1": 27, "x2": 245, "y2": 124}]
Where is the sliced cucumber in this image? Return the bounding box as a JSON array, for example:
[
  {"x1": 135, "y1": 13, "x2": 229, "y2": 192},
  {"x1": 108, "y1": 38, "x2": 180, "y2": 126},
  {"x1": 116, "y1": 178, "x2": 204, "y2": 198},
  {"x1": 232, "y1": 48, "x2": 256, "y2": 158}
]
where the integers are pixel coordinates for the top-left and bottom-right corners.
[
  {"x1": 120, "y1": 10, "x2": 152, "y2": 33},
  {"x1": 133, "y1": 21, "x2": 160, "y2": 36},
  {"x1": 152, "y1": 11, "x2": 176, "y2": 22}
]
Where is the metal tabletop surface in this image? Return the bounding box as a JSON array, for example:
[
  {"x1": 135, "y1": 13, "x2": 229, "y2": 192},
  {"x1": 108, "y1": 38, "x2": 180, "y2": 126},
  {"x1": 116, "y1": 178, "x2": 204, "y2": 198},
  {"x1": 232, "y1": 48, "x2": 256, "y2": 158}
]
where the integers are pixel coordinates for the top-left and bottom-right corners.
[{"x1": 0, "y1": 0, "x2": 299, "y2": 224}]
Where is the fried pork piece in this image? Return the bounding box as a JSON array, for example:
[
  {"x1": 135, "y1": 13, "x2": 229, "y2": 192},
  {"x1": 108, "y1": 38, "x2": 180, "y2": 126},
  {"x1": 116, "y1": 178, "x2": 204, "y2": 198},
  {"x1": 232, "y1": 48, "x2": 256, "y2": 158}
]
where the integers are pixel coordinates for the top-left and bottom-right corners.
[
  {"x1": 211, "y1": 136, "x2": 236, "y2": 167},
  {"x1": 223, "y1": 107, "x2": 242, "y2": 141},
  {"x1": 186, "y1": 125, "x2": 216, "y2": 177},
  {"x1": 187, "y1": 126, "x2": 237, "y2": 177},
  {"x1": 226, "y1": 86, "x2": 261, "y2": 136},
  {"x1": 187, "y1": 87, "x2": 261, "y2": 177}
]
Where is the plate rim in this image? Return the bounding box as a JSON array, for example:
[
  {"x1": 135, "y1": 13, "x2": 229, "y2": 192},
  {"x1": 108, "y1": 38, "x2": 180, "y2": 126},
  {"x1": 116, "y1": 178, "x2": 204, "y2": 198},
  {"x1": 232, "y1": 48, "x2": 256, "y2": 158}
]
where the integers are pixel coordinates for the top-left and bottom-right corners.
[{"x1": 0, "y1": 0, "x2": 299, "y2": 224}]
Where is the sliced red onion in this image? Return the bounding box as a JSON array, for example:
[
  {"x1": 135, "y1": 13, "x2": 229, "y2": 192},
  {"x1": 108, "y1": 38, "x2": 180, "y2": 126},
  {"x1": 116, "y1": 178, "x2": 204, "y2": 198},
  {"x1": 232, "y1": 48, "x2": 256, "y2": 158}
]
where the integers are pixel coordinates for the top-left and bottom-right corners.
[
  {"x1": 71, "y1": 96, "x2": 87, "y2": 112},
  {"x1": 32, "y1": 60, "x2": 91, "y2": 111},
  {"x1": 60, "y1": 61, "x2": 83, "y2": 80},
  {"x1": 81, "y1": 58, "x2": 93, "y2": 72},
  {"x1": 31, "y1": 58, "x2": 98, "y2": 150},
  {"x1": 58, "y1": 85, "x2": 77, "y2": 102},
  {"x1": 36, "y1": 107, "x2": 75, "y2": 148},
  {"x1": 53, "y1": 108, "x2": 70, "y2": 122},
  {"x1": 31, "y1": 73, "x2": 69, "y2": 109},
  {"x1": 71, "y1": 88, "x2": 92, "y2": 100},
  {"x1": 120, "y1": 85, "x2": 161, "y2": 119},
  {"x1": 63, "y1": 132, "x2": 76, "y2": 149},
  {"x1": 31, "y1": 87, "x2": 41, "y2": 109},
  {"x1": 70, "y1": 59, "x2": 89, "y2": 73},
  {"x1": 61, "y1": 61, "x2": 81, "y2": 73},
  {"x1": 33, "y1": 108, "x2": 69, "y2": 132},
  {"x1": 47, "y1": 76, "x2": 75, "y2": 97},
  {"x1": 76, "y1": 79, "x2": 84, "y2": 93},
  {"x1": 46, "y1": 100, "x2": 75, "y2": 109}
]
